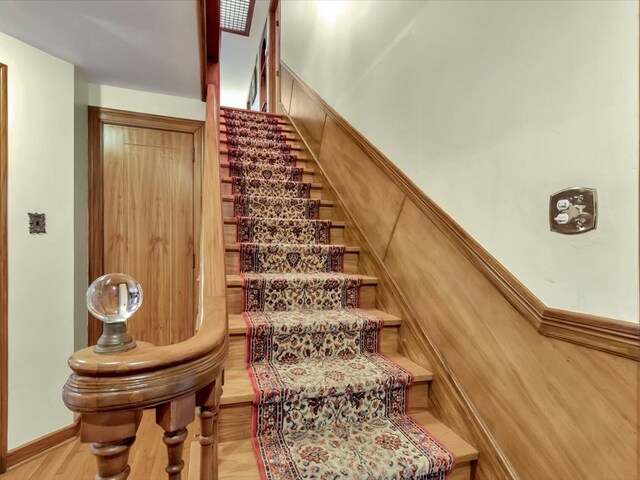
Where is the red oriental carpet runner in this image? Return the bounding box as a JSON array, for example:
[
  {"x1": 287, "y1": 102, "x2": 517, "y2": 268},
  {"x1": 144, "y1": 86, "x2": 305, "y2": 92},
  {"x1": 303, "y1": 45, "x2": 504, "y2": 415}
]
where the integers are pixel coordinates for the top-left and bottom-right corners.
[{"x1": 222, "y1": 107, "x2": 455, "y2": 480}]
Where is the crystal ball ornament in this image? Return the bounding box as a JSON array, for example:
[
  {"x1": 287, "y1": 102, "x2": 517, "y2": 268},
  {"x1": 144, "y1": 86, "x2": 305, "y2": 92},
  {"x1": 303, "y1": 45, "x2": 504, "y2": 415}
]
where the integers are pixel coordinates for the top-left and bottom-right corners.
[{"x1": 87, "y1": 273, "x2": 142, "y2": 354}]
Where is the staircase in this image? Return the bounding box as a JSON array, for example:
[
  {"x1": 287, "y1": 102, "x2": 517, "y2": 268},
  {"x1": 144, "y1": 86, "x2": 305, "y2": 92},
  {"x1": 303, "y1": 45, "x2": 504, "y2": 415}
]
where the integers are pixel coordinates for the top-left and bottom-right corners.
[{"x1": 215, "y1": 107, "x2": 478, "y2": 479}]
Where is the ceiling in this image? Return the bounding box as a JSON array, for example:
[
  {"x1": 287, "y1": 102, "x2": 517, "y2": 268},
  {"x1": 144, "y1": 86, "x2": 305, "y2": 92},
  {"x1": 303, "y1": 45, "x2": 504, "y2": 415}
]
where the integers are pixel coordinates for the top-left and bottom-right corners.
[{"x1": 0, "y1": 0, "x2": 201, "y2": 98}]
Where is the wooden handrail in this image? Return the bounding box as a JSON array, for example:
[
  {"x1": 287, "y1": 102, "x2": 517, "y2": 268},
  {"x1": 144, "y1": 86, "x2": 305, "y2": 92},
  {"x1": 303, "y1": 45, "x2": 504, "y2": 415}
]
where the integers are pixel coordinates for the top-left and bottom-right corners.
[{"x1": 62, "y1": 86, "x2": 227, "y2": 480}]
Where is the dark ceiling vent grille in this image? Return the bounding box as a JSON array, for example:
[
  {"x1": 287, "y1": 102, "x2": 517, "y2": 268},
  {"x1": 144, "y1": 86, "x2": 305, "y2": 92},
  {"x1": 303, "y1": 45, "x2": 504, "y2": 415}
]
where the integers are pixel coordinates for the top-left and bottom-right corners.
[{"x1": 220, "y1": 0, "x2": 255, "y2": 37}]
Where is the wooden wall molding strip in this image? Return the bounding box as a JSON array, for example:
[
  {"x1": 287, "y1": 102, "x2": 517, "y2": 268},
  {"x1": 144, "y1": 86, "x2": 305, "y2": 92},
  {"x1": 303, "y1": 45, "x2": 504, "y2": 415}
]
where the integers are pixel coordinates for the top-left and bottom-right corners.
[
  {"x1": 281, "y1": 61, "x2": 638, "y2": 479},
  {"x1": 0, "y1": 62, "x2": 8, "y2": 475},
  {"x1": 5, "y1": 420, "x2": 80, "y2": 469},
  {"x1": 281, "y1": 61, "x2": 639, "y2": 361}
]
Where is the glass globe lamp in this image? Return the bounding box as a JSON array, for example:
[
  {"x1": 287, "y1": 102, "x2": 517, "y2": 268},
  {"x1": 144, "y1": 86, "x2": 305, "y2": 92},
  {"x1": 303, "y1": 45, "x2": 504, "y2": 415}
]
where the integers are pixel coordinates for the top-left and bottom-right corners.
[{"x1": 87, "y1": 273, "x2": 142, "y2": 354}]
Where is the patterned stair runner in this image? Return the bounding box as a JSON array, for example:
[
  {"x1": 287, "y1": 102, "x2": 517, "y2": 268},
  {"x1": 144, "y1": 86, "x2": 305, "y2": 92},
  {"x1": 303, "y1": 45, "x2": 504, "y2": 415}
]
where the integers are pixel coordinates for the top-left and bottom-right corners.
[{"x1": 223, "y1": 107, "x2": 455, "y2": 480}]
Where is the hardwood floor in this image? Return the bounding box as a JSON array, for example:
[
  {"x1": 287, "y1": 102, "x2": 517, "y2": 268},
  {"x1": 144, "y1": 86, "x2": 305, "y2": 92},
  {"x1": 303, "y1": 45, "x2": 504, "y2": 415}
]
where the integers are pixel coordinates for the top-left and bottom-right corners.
[{"x1": 2, "y1": 411, "x2": 199, "y2": 480}]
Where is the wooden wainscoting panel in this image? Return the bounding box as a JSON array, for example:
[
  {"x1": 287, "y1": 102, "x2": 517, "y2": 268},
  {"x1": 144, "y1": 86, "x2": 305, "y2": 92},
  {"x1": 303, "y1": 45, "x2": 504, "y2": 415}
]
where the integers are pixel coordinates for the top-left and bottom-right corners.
[
  {"x1": 290, "y1": 116, "x2": 516, "y2": 479},
  {"x1": 384, "y1": 199, "x2": 638, "y2": 480},
  {"x1": 323, "y1": 182, "x2": 516, "y2": 479},
  {"x1": 280, "y1": 67, "x2": 294, "y2": 114},
  {"x1": 288, "y1": 81, "x2": 327, "y2": 157},
  {"x1": 318, "y1": 116, "x2": 406, "y2": 259},
  {"x1": 282, "y1": 62, "x2": 639, "y2": 479}
]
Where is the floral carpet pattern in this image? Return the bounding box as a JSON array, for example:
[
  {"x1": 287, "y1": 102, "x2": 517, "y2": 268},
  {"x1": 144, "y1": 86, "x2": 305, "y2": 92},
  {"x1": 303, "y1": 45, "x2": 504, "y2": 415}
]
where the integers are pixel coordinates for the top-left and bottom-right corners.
[
  {"x1": 240, "y1": 243, "x2": 345, "y2": 273},
  {"x1": 233, "y1": 195, "x2": 320, "y2": 219},
  {"x1": 236, "y1": 218, "x2": 331, "y2": 245},
  {"x1": 227, "y1": 148, "x2": 298, "y2": 166},
  {"x1": 222, "y1": 107, "x2": 455, "y2": 480},
  {"x1": 231, "y1": 178, "x2": 311, "y2": 199},
  {"x1": 229, "y1": 161, "x2": 304, "y2": 181}
]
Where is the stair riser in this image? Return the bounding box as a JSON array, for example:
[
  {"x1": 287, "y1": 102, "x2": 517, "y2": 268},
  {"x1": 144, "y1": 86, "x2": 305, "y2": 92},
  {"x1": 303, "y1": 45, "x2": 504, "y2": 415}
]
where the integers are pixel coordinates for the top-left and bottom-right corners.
[
  {"x1": 225, "y1": 284, "x2": 377, "y2": 314},
  {"x1": 220, "y1": 152, "x2": 312, "y2": 170},
  {"x1": 220, "y1": 132, "x2": 297, "y2": 143},
  {"x1": 221, "y1": 138, "x2": 303, "y2": 151},
  {"x1": 220, "y1": 123, "x2": 295, "y2": 134},
  {"x1": 220, "y1": 115, "x2": 287, "y2": 126},
  {"x1": 224, "y1": 250, "x2": 359, "y2": 275},
  {"x1": 220, "y1": 182, "x2": 323, "y2": 199},
  {"x1": 225, "y1": 326, "x2": 399, "y2": 371},
  {"x1": 223, "y1": 223, "x2": 345, "y2": 245},
  {"x1": 219, "y1": 382, "x2": 429, "y2": 442},
  {"x1": 220, "y1": 165, "x2": 315, "y2": 183},
  {"x1": 222, "y1": 200, "x2": 333, "y2": 219}
]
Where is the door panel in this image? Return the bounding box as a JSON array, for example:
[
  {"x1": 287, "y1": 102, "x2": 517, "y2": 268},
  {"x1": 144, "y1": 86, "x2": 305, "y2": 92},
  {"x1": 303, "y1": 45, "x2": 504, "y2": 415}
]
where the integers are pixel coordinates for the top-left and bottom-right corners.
[{"x1": 103, "y1": 125, "x2": 194, "y2": 346}]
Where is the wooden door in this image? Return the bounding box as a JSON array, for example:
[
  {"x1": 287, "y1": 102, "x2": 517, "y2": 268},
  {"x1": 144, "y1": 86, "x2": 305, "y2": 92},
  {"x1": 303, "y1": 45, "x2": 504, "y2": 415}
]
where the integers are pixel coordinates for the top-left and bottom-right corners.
[
  {"x1": 102, "y1": 125, "x2": 195, "y2": 346},
  {"x1": 274, "y1": 0, "x2": 281, "y2": 109},
  {"x1": 268, "y1": 0, "x2": 281, "y2": 113}
]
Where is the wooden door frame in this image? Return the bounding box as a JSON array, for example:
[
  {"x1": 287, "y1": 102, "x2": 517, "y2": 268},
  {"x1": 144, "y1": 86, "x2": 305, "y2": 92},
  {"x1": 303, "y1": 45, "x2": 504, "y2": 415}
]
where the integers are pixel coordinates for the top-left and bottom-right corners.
[
  {"x1": 268, "y1": 0, "x2": 280, "y2": 113},
  {"x1": 87, "y1": 107, "x2": 204, "y2": 346},
  {"x1": 0, "y1": 63, "x2": 8, "y2": 475}
]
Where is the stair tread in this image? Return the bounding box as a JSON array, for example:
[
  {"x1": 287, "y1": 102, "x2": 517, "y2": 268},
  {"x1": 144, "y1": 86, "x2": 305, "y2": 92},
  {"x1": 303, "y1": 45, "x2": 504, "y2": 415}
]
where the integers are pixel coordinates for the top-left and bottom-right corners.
[
  {"x1": 220, "y1": 137, "x2": 302, "y2": 148},
  {"x1": 221, "y1": 352, "x2": 433, "y2": 406},
  {"x1": 217, "y1": 411, "x2": 478, "y2": 480},
  {"x1": 220, "y1": 176, "x2": 323, "y2": 189},
  {"x1": 226, "y1": 273, "x2": 377, "y2": 286},
  {"x1": 228, "y1": 308, "x2": 401, "y2": 334},
  {"x1": 223, "y1": 216, "x2": 344, "y2": 226},
  {"x1": 221, "y1": 108, "x2": 284, "y2": 119},
  {"x1": 220, "y1": 149, "x2": 310, "y2": 162},
  {"x1": 222, "y1": 195, "x2": 333, "y2": 206},
  {"x1": 220, "y1": 162, "x2": 314, "y2": 174},
  {"x1": 225, "y1": 244, "x2": 360, "y2": 252}
]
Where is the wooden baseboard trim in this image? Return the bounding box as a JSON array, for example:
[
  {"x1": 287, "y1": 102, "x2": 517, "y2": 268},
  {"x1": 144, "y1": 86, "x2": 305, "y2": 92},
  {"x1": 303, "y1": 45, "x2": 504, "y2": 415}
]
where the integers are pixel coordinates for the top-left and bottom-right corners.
[
  {"x1": 281, "y1": 61, "x2": 640, "y2": 362},
  {"x1": 6, "y1": 418, "x2": 80, "y2": 468}
]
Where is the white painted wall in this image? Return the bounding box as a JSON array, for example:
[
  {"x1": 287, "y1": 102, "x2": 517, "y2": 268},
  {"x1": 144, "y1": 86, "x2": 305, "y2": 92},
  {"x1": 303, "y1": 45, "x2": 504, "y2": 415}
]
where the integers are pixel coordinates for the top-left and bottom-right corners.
[
  {"x1": 88, "y1": 84, "x2": 205, "y2": 120},
  {"x1": 0, "y1": 31, "x2": 75, "y2": 448},
  {"x1": 220, "y1": 0, "x2": 269, "y2": 108},
  {"x1": 281, "y1": 0, "x2": 639, "y2": 323}
]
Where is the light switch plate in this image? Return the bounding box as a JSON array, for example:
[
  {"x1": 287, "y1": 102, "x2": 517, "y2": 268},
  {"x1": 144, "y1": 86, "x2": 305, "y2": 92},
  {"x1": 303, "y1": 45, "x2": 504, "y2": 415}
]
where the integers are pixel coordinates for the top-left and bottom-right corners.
[{"x1": 549, "y1": 187, "x2": 597, "y2": 235}]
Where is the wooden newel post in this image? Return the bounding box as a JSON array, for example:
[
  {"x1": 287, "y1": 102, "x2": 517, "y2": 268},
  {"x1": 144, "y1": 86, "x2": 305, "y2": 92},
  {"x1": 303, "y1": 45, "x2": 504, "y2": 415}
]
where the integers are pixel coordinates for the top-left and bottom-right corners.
[
  {"x1": 196, "y1": 374, "x2": 223, "y2": 480},
  {"x1": 81, "y1": 409, "x2": 143, "y2": 480},
  {"x1": 156, "y1": 394, "x2": 196, "y2": 480}
]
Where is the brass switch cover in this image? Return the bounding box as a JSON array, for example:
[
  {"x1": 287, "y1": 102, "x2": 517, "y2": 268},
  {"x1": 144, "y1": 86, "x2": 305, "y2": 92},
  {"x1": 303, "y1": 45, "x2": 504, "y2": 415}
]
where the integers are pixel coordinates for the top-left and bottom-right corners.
[{"x1": 549, "y1": 187, "x2": 597, "y2": 235}]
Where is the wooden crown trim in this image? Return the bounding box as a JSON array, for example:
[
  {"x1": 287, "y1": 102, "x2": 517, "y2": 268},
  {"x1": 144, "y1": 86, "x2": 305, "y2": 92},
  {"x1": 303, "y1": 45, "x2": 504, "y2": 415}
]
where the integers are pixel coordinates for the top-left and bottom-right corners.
[{"x1": 281, "y1": 62, "x2": 639, "y2": 362}]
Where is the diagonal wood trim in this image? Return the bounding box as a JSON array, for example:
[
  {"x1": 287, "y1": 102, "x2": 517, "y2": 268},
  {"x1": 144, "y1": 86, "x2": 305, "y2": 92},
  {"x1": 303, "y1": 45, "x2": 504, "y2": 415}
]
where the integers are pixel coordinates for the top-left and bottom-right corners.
[
  {"x1": 284, "y1": 110, "x2": 518, "y2": 479},
  {"x1": 281, "y1": 61, "x2": 639, "y2": 362},
  {"x1": 0, "y1": 62, "x2": 7, "y2": 475},
  {"x1": 6, "y1": 419, "x2": 80, "y2": 469}
]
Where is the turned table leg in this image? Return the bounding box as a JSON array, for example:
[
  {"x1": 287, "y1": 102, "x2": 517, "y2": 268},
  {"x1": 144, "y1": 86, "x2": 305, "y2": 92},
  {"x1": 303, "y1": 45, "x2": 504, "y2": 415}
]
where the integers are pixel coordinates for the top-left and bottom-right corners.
[
  {"x1": 81, "y1": 410, "x2": 143, "y2": 480},
  {"x1": 196, "y1": 374, "x2": 223, "y2": 480},
  {"x1": 156, "y1": 393, "x2": 196, "y2": 480}
]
